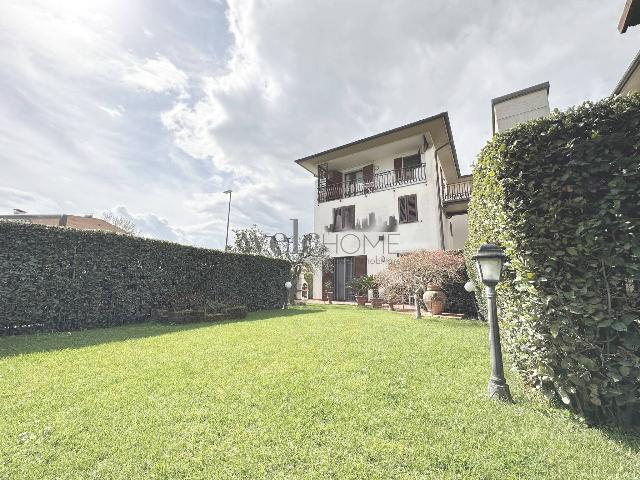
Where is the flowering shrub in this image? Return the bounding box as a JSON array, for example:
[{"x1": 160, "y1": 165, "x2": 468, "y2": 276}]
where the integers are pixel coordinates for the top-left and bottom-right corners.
[{"x1": 375, "y1": 250, "x2": 470, "y2": 316}]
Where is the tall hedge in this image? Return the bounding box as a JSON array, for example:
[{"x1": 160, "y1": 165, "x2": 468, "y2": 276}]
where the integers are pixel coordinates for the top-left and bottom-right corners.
[
  {"x1": 465, "y1": 94, "x2": 640, "y2": 426},
  {"x1": 0, "y1": 221, "x2": 290, "y2": 334}
]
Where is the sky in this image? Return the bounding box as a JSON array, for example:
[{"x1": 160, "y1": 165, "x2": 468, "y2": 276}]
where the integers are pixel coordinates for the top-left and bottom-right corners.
[{"x1": 1, "y1": 0, "x2": 639, "y2": 249}]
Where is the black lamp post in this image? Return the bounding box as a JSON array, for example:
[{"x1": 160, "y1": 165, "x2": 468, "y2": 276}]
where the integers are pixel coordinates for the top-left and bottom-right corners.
[
  {"x1": 283, "y1": 281, "x2": 292, "y2": 309},
  {"x1": 472, "y1": 244, "x2": 513, "y2": 403}
]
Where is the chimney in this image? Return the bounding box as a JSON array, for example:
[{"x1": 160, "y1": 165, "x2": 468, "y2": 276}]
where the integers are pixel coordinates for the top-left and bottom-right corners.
[{"x1": 491, "y1": 82, "x2": 550, "y2": 134}]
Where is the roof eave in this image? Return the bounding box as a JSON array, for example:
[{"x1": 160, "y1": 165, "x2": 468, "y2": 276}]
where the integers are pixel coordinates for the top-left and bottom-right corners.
[{"x1": 294, "y1": 111, "x2": 462, "y2": 178}]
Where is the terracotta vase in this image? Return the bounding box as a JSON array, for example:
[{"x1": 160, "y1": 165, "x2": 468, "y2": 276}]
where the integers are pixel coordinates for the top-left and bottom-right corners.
[
  {"x1": 371, "y1": 298, "x2": 383, "y2": 309},
  {"x1": 423, "y1": 284, "x2": 447, "y2": 315},
  {"x1": 355, "y1": 295, "x2": 367, "y2": 306}
]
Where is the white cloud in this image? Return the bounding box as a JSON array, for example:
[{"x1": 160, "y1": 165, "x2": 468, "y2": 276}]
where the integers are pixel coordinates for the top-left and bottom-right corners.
[
  {"x1": 123, "y1": 54, "x2": 189, "y2": 98},
  {"x1": 98, "y1": 104, "x2": 125, "y2": 118},
  {"x1": 0, "y1": 187, "x2": 61, "y2": 214}
]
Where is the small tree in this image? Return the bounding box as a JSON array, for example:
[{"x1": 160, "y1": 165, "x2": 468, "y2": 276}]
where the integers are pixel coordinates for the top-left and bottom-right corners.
[
  {"x1": 375, "y1": 250, "x2": 465, "y2": 319},
  {"x1": 231, "y1": 225, "x2": 330, "y2": 302},
  {"x1": 101, "y1": 211, "x2": 138, "y2": 236}
]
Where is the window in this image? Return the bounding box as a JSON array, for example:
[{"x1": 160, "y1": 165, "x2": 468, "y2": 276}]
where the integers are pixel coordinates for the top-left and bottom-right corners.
[
  {"x1": 398, "y1": 194, "x2": 418, "y2": 223},
  {"x1": 344, "y1": 170, "x2": 363, "y2": 197},
  {"x1": 402, "y1": 154, "x2": 421, "y2": 169},
  {"x1": 333, "y1": 205, "x2": 355, "y2": 231}
]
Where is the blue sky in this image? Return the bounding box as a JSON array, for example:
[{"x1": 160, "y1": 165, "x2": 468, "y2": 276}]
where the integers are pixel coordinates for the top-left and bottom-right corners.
[{"x1": 1, "y1": 0, "x2": 638, "y2": 248}]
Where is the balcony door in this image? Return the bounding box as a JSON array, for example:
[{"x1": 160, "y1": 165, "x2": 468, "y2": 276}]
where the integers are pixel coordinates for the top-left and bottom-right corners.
[
  {"x1": 344, "y1": 170, "x2": 363, "y2": 197},
  {"x1": 334, "y1": 255, "x2": 368, "y2": 301}
]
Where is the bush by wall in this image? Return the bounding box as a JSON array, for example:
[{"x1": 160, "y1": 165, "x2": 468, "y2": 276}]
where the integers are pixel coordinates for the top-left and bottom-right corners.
[
  {"x1": 465, "y1": 94, "x2": 640, "y2": 426},
  {"x1": 0, "y1": 222, "x2": 290, "y2": 334}
]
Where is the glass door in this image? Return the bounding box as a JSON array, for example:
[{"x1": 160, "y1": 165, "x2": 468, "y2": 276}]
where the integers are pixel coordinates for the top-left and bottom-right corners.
[{"x1": 334, "y1": 257, "x2": 355, "y2": 301}]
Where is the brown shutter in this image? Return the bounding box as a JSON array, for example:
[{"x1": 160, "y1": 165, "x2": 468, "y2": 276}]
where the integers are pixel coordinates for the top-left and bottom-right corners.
[
  {"x1": 354, "y1": 255, "x2": 367, "y2": 277},
  {"x1": 363, "y1": 164, "x2": 374, "y2": 193},
  {"x1": 394, "y1": 157, "x2": 403, "y2": 182},
  {"x1": 398, "y1": 196, "x2": 406, "y2": 223},
  {"x1": 407, "y1": 194, "x2": 418, "y2": 222},
  {"x1": 354, "y1": 255, "x2": 368, "y2": 300}
]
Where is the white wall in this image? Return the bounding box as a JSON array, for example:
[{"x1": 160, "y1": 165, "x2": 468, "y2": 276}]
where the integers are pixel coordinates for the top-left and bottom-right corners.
[
  {"x1": 312, "y1": 145, "x2": 443, "y2": 299},
  {"x1": 493, "y1": 89, "x2": 550, "y2": 133},
  {"x1": 443, "y1": 214, "x2": 468, "y2": 250}
]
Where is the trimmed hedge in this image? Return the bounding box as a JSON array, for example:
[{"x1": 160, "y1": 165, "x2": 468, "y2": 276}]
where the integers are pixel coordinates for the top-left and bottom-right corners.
[
  {"x1": 0, "y1": 221, "x2": 290, "y2": 334},
  {"x1": 465, "y1": 94, "x2": 640, "y2": 426}
]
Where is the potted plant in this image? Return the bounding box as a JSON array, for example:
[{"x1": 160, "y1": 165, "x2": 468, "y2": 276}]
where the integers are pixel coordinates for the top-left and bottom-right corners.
[{"x1": 348, "y1": 275, "x2": 376, "y2": 306}]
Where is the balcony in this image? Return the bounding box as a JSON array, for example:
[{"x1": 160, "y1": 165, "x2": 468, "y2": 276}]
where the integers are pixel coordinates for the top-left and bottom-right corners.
[
  {"x1": 442, "y1": 179, "x2": 472, "y2": 203},
  {"x1": 318, "y1": 164, "x2": 426, "y2": 203}
]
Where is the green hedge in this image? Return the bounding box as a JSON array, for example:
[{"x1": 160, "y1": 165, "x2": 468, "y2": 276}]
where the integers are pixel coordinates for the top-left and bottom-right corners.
[
  {"x1": 0, "y1": 222, "x2": 290, "y2": 334},
  {"x1": 465, "y1": 94, "x2": 640, "y2": 426}
]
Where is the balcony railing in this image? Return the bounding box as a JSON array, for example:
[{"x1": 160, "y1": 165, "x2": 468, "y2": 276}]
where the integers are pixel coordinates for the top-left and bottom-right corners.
[
  {"x1": 318, "y1": 164, "x2": 426, "y2": 203},
  {"x1": 442, "y1": 179, "x2": 472, "y2": 203}
]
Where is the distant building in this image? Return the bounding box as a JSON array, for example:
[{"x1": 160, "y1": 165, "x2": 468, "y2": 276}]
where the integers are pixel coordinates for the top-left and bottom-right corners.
[
  {"x1": 0, "y1": 212, "x2": 126, "y2": 234},
  {"x1": 619, "y1": 0, "x2": 640, "y2": 33},
  {"x1": 492, "y1": 82, "x2": 550, "y2": 134}
]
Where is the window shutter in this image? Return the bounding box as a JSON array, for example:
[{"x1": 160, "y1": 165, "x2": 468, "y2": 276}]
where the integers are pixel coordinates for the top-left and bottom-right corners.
[
  {"x1": 354, "y1": 255, "x2": 367, "y2": 278},
  {"x1": 407, "y1": 194, "x2": 418, "y2": 221},
  {"x1": 398, "y1": 196, "x2": 407, "y2": 223}
]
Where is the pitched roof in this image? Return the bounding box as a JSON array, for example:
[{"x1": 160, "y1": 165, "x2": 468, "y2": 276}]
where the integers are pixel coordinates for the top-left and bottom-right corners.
[{"x1": 619, "y1": 0, "x2": 640, "y2": 33}]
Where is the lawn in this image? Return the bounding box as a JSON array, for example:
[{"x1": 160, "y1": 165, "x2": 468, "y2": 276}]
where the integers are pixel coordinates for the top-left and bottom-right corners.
[{"x1": 1, "y1": 306, "x2": 638, "y2": 479}]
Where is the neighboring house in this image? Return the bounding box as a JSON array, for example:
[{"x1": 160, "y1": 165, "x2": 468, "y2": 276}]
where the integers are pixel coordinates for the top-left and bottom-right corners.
[
  {"x1": 615, "y1": 0, "x2": 640, "y2": 95},
  {"x1": 492, "y1": 82, "x2": 550, "y2": 133},
  {"x1": 295, "y1": 86, "x2": 551, "y2": 302},
  {"x1": 615, "y1": 50, "x2": 640, "y2": 95},
  {"x1": 0, "y1": 212, "x2": 126, "y2": 234},
  {"x1": 619, "y1": 0, "x2": 640, "y2": 33}
]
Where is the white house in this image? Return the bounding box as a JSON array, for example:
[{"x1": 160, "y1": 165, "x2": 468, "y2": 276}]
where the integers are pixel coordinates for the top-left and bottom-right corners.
[
  {"x1": 295, "y1": 113, "x2": 470, "y2": 301},
  {"x1": 295, "y1": 84, "x2": 553, "y2": 302}
]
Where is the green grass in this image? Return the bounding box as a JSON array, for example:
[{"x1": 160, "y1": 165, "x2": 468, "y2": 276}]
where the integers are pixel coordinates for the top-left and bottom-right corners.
[{"x1": 1, "y1": 306, "x2": 638, "y2": 479}]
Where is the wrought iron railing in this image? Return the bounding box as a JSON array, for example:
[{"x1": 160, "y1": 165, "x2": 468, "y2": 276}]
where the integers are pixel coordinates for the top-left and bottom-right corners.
[
  {"x1": 442, "y1": 180, "x2": 472, "y2": 203},
  {"x1": 318, "y1": 164, "x2": 427, "y2": 203}
]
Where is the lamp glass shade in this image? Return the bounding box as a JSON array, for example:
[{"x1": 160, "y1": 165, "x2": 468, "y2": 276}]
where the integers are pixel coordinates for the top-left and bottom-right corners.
[
  {"x1": 284, "y1": 281, "x2": 292, "y2": 290},
  {"x1": 476, "y1": 257, "x2": 503, "y2": 284}
]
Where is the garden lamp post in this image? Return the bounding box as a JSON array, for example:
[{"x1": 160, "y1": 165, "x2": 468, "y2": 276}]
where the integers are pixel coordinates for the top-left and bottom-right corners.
[
  {"x1": 472, "y1": 244, "x2": 513, "y2": 403},
  {"x1": 283, "y1": 281, "x2": 292, "y2": 309}
]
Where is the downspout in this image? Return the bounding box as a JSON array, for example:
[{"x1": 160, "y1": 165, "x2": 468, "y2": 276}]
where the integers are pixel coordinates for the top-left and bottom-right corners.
[{"x1": 434, "y1": 143, "x2": 449, "y2": 250}]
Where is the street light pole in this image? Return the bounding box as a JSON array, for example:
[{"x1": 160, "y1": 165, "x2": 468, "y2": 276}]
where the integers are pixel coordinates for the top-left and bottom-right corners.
[
  {"x1": 473, "y1": 243, "x2": 513, "y2": 403},
  {"x1": 223, "y1": 190, "x2": 232, "y2": 252}
]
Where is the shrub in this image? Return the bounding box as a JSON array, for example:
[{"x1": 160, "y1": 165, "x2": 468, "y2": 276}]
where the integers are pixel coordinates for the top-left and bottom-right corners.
[
  {"x1": 465, "y1": 94, "x2": 640, "y2": 426},
  {"x1": 375, "y1": 250, "x2": 474, "y2": 316},
  {"x1": 0, "y1": 222, "x2": 289, "y2": 335}
]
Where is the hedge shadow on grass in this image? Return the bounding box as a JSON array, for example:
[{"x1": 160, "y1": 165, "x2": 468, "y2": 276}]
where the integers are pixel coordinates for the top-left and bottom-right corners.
[{"x1": 0, "y1": 307, "x2": 319, "y2": 359}]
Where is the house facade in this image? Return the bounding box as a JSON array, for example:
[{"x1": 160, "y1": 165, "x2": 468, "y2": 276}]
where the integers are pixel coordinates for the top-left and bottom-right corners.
[
  {"x1": 295, "y1": 113, "x2": 471, "y2": 301},
  {"x1": 295, "y1": 83, "x2": 553, "y2": 302}
]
